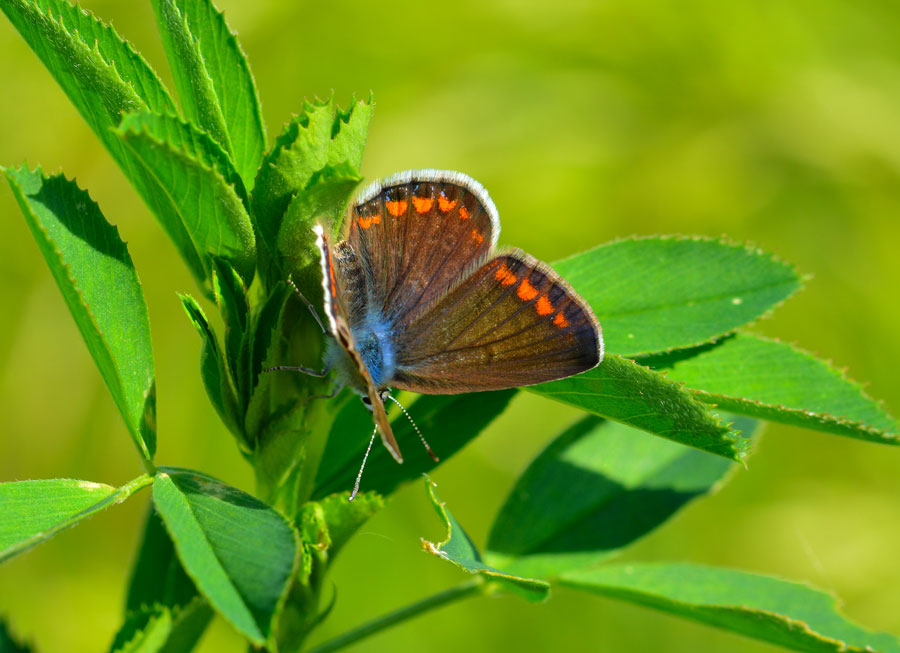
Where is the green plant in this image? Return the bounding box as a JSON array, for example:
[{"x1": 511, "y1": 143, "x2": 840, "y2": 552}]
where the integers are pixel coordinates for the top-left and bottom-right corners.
[{"x1": 0, "y1": 0, "x2": 898, "y2": 651}]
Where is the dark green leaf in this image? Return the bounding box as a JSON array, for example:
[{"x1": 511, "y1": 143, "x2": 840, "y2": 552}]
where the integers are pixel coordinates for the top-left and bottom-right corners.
[
  {"x1": 109, "y1": 596, "x2": 212, "y2": 653},
  {"x1": 486, "y1": 416, "x2": 757, "y2": 578},
  {"x1": 3, "y1": 166, "x2": 157, "y2": 460},
  {"x1": 115, "y1": 111, "x2": 256, "y2": 284},
  {"x1": 0, "y1": 618, "x2": 32, "y2": 653},
  {"x1": 561, "y1": 563, "x2": 900, "y2": 653},
  {"x1": 210, "y1": 258, "x2": 250, "y2": 399},
  {"x1": 180, "y1": 295, "x2": 245, "y2": 446},
  {"x1": 646, "y1": 334, "x2": 899, "y2": 446},
  {"x1": 528, "y1": 354, "x2": 747, "y2": 462},
  {"x1": 553, "y1": 236, "x2": 801, "y2": 357},
  {"x1": 150, "y1": 0, "x2": 265, "y2": 188},
  {"x1": 422, "y1": 480, "x2": 549, "y2": 602},
  {"x1": 313, "y1": 390, "x2": 516, "y2": 500},
  {"x1": 0, "y1": 476, "x2": 152, "y2": 563},
  {"x1": 252, "y1": 97, "x2": 372, "y2": 286},
  {"x1": 152, "y1": 468, "x2": 299, "y2": 648}
]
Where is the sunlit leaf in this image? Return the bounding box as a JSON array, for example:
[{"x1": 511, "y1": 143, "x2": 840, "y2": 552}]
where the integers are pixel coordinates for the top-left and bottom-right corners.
[
  {"x1": 150, "y1": 0, "x2": 266, "y2": 187},
  {"x1": 553, "y1": 236, "x2": 801, "y2": 357},
  {"x1": 0, "y1": 476, "x2": 152, "y2": 563},
  {"x1": 562, "y1": 563, "x2": 900, "y2": 653},
  {"x1": 529, "y1": 354, "x2": 747, "y2": 462},
  {"x1": 152, "y1": 468, "x2": 298, "y2": 648},
  {"x1": 3, "y1": 166, "x2": 156, "y2": 460},
  {"x1": 644, "y1": 334, "x2": 899, "y2": 446}
]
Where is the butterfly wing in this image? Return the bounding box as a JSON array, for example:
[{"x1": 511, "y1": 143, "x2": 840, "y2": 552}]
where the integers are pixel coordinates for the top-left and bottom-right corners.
[
  {"x1": 391, "y1": 250, "x2": 603, "y2": 393},
  {"x1": 315, "y1": 224, "x2": 404, "y2": 463},
  {"x1": 346, "y1": 170, "x2": 499, "y2": 328}
]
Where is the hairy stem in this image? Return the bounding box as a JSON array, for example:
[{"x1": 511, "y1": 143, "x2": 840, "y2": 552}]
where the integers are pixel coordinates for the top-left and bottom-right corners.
[{"x1": 307, "y1": 579, "x2": 483, "y2": 652}]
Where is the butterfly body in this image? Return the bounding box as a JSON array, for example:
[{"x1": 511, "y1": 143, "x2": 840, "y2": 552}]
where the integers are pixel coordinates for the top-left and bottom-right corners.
[{"x1": 314, "y1": 170, "x2": 603, "y2": 464}]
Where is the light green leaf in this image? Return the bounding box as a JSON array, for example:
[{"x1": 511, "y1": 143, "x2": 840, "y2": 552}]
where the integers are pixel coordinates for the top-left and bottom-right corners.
[
  {"x1": 528, "y1": 354, "x2": 747, "y2": 462},
  {"x1": 3, "y1": 166, "x2": 157, "y2": 460},
  {"x1": 152, "y1": 468, "x2": 299, "y2": 648},
  {"x1": 179, "y1": 295, "x2": 245, "y2": 447},
  {"x1": 645, "y1": 334, "x2": 899, "y2": 446},
  {"x1": 561, "y1": 563, "x2": 900, "y2": 653},
  {"x1": 0, "y1": 476, "x2": 152, "y2": 563},
  {"x1": 150, "y1": 0, "x2": 265, "y2": 187},
  {"x1": 422, "y1": 480, "x2": 550, "y2": 602},
  {"x1": 487, "y1": 416, "x2": 757, "y2": 578},
  {"x1": 252, "y1": 97, "x2": 372, "y2": 286},
  {"x1": 313, "y1": 390, "x2": 516, "y2": 500},
  {"x1": 115, "y1": 111, "x2": 256, "y2": 284},
  {"x1": 318, "y1": 491, "x2": 385, "y2": 560},
  {"x1": 0, "y1": 0, "x2": 209, "y2": 281},
  {"x1": 553, "y1": 236, "x2": 801, "y2": 357},
  {"x1": 109, "y1": 596, "x2": 212, "y2": 653}
]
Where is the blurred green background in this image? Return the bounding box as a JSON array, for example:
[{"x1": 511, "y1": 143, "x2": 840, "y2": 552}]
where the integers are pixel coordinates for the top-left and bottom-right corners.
[{"x1": 2, "y1": 0, "x2": 899, "y2": 650}]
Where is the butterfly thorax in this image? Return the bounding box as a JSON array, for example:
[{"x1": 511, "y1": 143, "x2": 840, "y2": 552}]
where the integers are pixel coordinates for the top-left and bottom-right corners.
[{"x1": 324, "y1": 309, "x2": 396, "y2": 395}]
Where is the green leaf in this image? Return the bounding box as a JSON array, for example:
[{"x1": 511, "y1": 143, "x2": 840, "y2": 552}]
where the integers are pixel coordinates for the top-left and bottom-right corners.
[
  {"x1": 318, "y1": 491, "x2": 385, "y2": 560},
  {"x1": 553, "y1": 236, "x2": 802, "y2": 357},
  {"x1": 252, "y1": 97, "x2": 372, "y2": 286},
  {"x1": 0, "y1": 618, "x2": 32, "y2": 653},
  {"x1": 486, "y1": 416, "x2": 757, "y2": 578},
  {"x1": 421, "y1": 480, "x2": 549, "y2": 602},
  {"x1": 276, "y1": 163, "x2": 362, "y2": 281},
  {"x1": 151, "y1": 468, "x2": 299, "y2": 648},
  {"x1": 0, "y1": 0, "x2": 210, "y2": 281},
  {"x1": 3, "y1": 166, "x2": 157, "y2": 460},
  {"x1": 210, "y1": 258, "x2": 250, "y2": 400},
  {"x1": 179, "y1": 295, "x2": 245, "y2": 446},
  {"x1": 150, "y1": 0, "x2": 265, "y2": 187},
  {"x1": 109, "y1": 597, "x2": 212, "y2": 653},
  {"x1": 528, "y1": 354, "x2": 747, "y2": 462},
  {"x1": 114, "y1": 508, "x2": 210, "y2": 653},
  {"x1": 115, "y1": 110, "x2": 256, "y2": 284},
  {"x1": 561, "y1": 563, "x2": 900, "y2": 653},
  {"x1": 645, "y1": 334, "x2": 899, "y2": 446},
  {"x1": 0, "y1": 475, "x2": 152, "y2": 563},
  {"x1": 313, "y1": 390, "x2": 516, "y2": 500}
]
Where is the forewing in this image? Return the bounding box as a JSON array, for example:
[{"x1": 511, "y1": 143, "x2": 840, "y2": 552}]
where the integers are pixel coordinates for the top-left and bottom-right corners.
[
  {"x1": 315, "y1": 225, "x2": 404, "y2": 463},
  {"x1": 346, "y1": 170, "x2": 498, "y2": 327},
  {"x1": 392, "y1": 251, "x2": 603, "y2": 393}
]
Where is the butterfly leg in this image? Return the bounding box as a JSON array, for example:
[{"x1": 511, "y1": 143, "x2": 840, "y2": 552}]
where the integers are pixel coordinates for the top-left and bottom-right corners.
[
  {"x1": 263, "y1": 364, "x2": 331, "y2": 377},
  {"x1": 287, "y1": 278, "x2": 328, "y2": 335},
  {"x1": 309, "y1": 384, "x2": 342, "y2": 401}
]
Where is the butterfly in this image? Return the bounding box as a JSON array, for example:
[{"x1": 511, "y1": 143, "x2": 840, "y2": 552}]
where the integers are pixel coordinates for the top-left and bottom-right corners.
[{"x1": 282, "y1": 170, "x2": 603, "y2": 497}]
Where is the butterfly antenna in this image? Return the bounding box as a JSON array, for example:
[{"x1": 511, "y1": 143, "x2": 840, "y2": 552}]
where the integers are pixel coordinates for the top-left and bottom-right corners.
[
  {"x1": 287, "y1": 277, "x2": 328, "y2": 335},
  {"x1": 384, "y1": 394, "x2": 439, "y2": 462},
  {"x1": 349, "y1": 427, "x2": 378, "y2": 502}
]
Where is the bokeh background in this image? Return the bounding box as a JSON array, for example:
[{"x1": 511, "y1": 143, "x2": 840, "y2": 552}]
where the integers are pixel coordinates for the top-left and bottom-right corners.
[{"x1": 2, "y1": 1, "x2": 899, "y2": 651}]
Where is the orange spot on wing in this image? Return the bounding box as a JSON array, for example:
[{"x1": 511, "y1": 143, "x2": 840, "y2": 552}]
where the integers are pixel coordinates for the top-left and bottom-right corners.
[
  {"x1": 358, "y1": 215, "x2": 382, "y2": 229},
  {"x1": 386, "y1": 200, "x2": 408, "y2": 217},
  {"x1": 517, "y1": 278, "x2": 539, "y2": 301},
  {"x1": 536, "y1": 295, "x2": 554, "y2": 316},
  {"x1": 471, "y1": 229, "x2": 484, "y2": 245},
  {"x1": 459, "y1": 206, "x2": 470, "y2": 220},
  {"x1": 495, "y1": 264, "x2": 517, "y2": 286},
  {"x1": 554, "y1": 312, "x2": 570, "y2": 328},
  {"x1": 438, "y1": 196, "x2": 458, "y2": 212},
  {"x1": 412, "y1": 196, "x2": 434, "y2": 213}
]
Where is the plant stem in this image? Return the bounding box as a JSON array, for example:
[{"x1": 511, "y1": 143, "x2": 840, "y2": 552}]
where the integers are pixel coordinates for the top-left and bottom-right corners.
[{"x1": 306, "y1": 579, "x2": 482, "y2": 652}]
